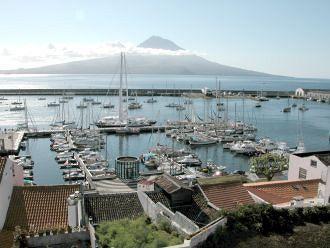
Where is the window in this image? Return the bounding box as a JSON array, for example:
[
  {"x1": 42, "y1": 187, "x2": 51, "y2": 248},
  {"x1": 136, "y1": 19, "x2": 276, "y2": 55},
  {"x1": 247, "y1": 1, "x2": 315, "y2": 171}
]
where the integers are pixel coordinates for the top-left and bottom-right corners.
[
  {"x1": 299, "y1": 167, "x2": 307, "y2": 179},
  {"x1": 310, "y1": 160, "x2": 317, "y2": 167}
]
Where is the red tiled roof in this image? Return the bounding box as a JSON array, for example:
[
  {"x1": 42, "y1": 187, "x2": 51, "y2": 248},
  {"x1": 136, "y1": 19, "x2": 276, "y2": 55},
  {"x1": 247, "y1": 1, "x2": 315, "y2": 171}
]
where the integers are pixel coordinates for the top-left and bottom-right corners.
[
  {"x1": 4, "y1": 185, "x2": 79, "y2": 232},
  {"x1": 154, "y1": 174, "x2": 192, "y2": 194},
  {"x1": 200, "y1": 182, "x2": 255, "y2": 210},
  {"x1": 84, "y1": 192, "x2": 144, "y2": 224},
  {"x1": 0, "y1": 157, "x2": 7, "y2": 183},
  {"x1": 244, "y1": 179, "x2": 320, "y2": 204}
]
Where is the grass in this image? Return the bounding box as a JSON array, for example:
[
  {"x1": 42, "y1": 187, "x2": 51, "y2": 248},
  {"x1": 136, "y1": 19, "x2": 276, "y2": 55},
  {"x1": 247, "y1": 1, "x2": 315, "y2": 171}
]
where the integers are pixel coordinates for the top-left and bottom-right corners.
[{"x1": 197, "y1": 175, "x2": 247, "y2": 186}]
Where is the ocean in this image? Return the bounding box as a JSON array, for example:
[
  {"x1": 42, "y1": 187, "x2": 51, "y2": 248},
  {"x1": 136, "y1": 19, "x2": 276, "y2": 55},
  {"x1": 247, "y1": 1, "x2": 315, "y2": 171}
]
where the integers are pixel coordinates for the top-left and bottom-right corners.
[{"x1": 1, "y1": 74, "x2": 330, "y2": 91}]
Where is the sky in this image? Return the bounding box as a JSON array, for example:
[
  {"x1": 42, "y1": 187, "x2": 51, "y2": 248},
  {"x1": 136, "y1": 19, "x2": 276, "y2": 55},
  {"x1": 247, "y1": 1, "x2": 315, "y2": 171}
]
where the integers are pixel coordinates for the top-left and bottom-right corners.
[{"x1": 0, "y1": 0, "x2": 329, "y2": 78}]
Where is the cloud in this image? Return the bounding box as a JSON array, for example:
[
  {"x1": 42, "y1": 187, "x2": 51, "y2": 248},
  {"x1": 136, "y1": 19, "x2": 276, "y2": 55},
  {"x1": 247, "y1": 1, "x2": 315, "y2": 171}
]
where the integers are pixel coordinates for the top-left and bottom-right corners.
[{"x1": 0, "y1": 41, "x2": 197, "y2": 70}]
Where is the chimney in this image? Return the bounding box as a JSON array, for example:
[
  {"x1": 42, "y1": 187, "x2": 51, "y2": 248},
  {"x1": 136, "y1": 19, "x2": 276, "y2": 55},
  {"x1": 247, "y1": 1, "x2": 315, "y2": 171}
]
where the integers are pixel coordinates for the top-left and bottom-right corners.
[{"x1": 67, "y1": 191, "x2": 82, "y2": 228}]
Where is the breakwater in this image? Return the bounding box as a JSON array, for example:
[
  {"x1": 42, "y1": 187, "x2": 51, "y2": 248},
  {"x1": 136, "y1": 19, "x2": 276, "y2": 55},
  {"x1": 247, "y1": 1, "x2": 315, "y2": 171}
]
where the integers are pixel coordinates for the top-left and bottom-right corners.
[{"x1": 0, "y1": 88, "x2": 295, "y2": 97}]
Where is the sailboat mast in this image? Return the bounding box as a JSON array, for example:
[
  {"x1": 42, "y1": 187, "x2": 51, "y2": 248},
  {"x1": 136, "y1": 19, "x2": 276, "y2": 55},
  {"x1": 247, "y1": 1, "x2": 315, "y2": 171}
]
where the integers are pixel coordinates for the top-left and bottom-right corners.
[
  {"x1": 119, "y1": 52, "x2": 123, "y2": 121},
  {"x1": 24, "y1": 99, "x2": 28, "y2": 130}
]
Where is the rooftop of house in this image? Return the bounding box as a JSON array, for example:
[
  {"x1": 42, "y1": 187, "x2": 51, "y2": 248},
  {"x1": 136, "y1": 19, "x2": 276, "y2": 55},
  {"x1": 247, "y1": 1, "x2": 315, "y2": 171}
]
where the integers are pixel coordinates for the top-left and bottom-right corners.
[
  {"x1": 3, "y1": 185, "x2": 80, "y2": 232},
  {"x1": 292, "y1": 150, "x2": 330, "y2": 166},
  {"x1": 146, "y1": 186, "x2": 218, "y2": 227},
  {"x1": 199, "y1": 178, "x2": 255, "y2": 210},
  {"x1": 0, "y1": 156, "x2": 7, "y2": 183},
  {"x1": 154, "y1": 173, "x2": 192, "y2": 194},
  {"x1": 84, "y1": 192, "x2": 144, "y2": 225},
  {"x1": 197, "y1": 175, "x2": 246, "y2": 186},
  {"x1": 244, "y1": 179, "x2": 321, "y2": 205}
]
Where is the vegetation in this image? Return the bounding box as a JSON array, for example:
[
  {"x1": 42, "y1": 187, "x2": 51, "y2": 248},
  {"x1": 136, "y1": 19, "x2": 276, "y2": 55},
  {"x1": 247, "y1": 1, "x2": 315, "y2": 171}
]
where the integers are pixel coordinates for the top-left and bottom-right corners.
[
  {"x1": 249, "y1": 153, "x2": 288, "y2": 181},
  {"x1": 236, "y1": 223, "x2": 330, "y2": 248},
  {"x1": 197, "y1": 175, "x2": 247, "y2": 186},
  {"x1": 96, "y1": 216, "x2": 183, "y2": 248},
  {"x1": 198, "y1": 204, "x2": 330, "y2": 248}
]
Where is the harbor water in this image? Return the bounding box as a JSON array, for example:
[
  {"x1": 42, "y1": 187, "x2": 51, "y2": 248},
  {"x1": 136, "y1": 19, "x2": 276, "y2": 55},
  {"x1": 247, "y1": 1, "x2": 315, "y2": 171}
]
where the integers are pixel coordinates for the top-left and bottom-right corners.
[{"x1": 10, "y1": 94, "x2": 329, "y2": 185}]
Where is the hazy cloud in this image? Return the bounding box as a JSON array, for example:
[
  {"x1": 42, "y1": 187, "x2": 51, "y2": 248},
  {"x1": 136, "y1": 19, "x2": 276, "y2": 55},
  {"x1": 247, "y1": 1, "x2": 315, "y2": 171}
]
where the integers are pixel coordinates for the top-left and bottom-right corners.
[{"x1": 0, "y1": 41, "x2": 196, "y2": 69}]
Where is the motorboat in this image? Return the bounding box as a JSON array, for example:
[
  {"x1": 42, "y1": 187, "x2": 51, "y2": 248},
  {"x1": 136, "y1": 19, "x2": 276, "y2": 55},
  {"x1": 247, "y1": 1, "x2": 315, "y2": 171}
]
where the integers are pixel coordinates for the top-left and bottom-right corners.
[
  {"x1": 176, "y1": 105, "x2": 186, "y2": 111},
  {"x1": 63, "y1": 171, "x2": 85, "y2": 181},
  {"x1": 77, "y1": 102, "x2": 87, "y2": 109},
  {"x1": 47, "y1": 102, "x2": 60, "y2": 107},
  {"x1": 146, "y1": 98, "x2": 157, "y2": 103},
  {"x1": 189, "y1": 135, "x2": 217, "y2": 146},
  {"x1": 103, "y1": 103, "x2": 115, "y2": 108},
  {"x1": 165, "y1": 103, "x2": 179, "y2": 108},
  {"x1": 83, "y1": 97, "x2": 94, "y2": 102},
  {"x1": 38, "y1": 97, "x2": 46, "y2": 100},
  {"x1": 10, "y1": 106, "x2": 25, "y2": 111},
  {"x1": 282, "y1": 107, "x2": 291, "y2": 112},
  {"x1": 128, "y1": 102, "x2": 142, "y2": 109},
  {"x1": 255, "y1": 102, "x2": 261, "y2": 108},
  {"x1": 298, "y1": 104, "x2": 309, "y2": 111}
]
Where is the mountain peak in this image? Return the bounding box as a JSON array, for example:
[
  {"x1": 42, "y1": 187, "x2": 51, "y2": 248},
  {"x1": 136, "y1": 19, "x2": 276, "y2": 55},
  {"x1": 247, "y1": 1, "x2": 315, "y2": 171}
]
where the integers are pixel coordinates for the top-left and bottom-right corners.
[{"x1": 138, "y1": 36, "x2": 184, "y2": 51}]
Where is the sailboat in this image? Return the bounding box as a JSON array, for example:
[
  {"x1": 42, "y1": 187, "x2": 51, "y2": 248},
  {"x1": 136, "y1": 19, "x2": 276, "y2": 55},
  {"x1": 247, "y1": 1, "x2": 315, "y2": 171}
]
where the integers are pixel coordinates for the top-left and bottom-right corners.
[
  {"x1": 11, "y1": 89, "x2": 23, "y2": 105},
  {"x1": 146, "y1": 89, "x2": 157, "y2": 103},
  {"x1": 96, "y1": 53, "x2": 155, "y2": 128},
  {"x1": 282, "y1": 93, "x2": 291, "y2": 112},
  {"x1": 128, "y1": 92, "x2": 142, "y2": 109}
]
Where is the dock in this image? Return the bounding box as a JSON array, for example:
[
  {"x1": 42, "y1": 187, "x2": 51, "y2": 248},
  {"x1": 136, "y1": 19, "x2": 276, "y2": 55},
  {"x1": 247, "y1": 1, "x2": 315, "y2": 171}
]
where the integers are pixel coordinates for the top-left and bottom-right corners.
[{"x1": 0, "y1": 131, "x2": 25, "y2": 155}]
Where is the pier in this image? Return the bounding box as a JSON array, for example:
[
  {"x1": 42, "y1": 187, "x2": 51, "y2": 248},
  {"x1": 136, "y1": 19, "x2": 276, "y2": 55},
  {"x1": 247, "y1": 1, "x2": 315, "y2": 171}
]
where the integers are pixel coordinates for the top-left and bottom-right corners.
[
  {"x1": 0, "y1": 88, "x2": 297, "y2": 97},
  {"x1": 0, "y1": 131, "x2": 25, "y2": 155}
]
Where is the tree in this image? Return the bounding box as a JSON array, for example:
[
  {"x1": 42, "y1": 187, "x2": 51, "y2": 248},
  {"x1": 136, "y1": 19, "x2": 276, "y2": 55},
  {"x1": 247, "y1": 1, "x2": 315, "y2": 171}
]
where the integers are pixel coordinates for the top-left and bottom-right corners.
[
  {"x1": 96, "y1": 216, "x2": 183, "y2": 248},
  {"x1": 249, "y1": 153, "x2": 288, "y2": 181}
]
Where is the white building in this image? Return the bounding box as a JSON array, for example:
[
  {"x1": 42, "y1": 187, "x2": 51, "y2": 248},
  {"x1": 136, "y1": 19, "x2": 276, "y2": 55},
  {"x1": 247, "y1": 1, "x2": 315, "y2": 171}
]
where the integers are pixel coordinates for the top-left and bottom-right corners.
[
  {"x1": 288, "y1": 150, "x2": 330, "y2": 204},
  {"x1": 295, "y1": 88, "x2": 306, "y2": 97}
]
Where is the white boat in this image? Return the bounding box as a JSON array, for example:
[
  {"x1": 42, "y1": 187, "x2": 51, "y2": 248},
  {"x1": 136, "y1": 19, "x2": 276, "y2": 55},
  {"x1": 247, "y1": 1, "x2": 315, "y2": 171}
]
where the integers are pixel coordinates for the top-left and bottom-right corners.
[
  {"x1": 38, "y1": 97, "x2": 46, "y2": 100},
  {"x1": 77, "y1": 102, "x2": 87, "y2": 109},
  {"x1": 47, "y1": 102, "x2": 60, "y2": 107},
  {"x1": 298, "y1": 104, "x2": 309, "y2": 111},
  {"x1": 283, "y1": 107, "x2": 291, "y2": 112},
  {"x1": 10, "y1": 105, "x2": 25, "y2": 111},
  {"x1": 146, "y1": 97, "x2": 157, "y2": 103},
  {"x1": 176, "y1": 105, "x2": 186, "y2": 111},
  {"x1": 165, "y1": 103, "x2": 179, "y2": 108},
  {"x1": 128, "y1": 102, "x2": 142, "y2": 109},
  {"x1": 103, "y1": 102, "x2": 115, "y2": 108},
  {"x1": 255, "y1": 102, "x2": 261, "y2": 108}
]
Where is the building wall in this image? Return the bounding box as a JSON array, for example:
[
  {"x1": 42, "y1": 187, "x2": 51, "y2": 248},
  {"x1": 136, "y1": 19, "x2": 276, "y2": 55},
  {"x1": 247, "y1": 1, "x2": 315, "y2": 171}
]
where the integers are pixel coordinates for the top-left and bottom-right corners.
[
  {"x1": 288, "y1": 154, "x2": 329, "y2": 203},
  {"x1": 295, "y1": 88, "x2": 305, "y2": 97},
  {"x1": 11, "y1": 157, "x2": 24, "y2": 186},
  {"x1": 0, "y1": 159, "x2": 14, "y2": 229},
  {"x1": 137, "y1": 190, "x2": 199, "y2": 236},
  {"x1": 307, "y1": 91, "x2": 330, "y2": 100},
  {"x1": 189, "y1": 217, "x2": 227, "y2": 248}
]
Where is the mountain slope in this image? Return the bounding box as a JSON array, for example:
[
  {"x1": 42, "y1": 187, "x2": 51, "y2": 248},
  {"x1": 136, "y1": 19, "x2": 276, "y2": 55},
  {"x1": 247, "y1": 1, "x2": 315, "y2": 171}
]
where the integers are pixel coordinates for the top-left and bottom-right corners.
[
  {"x1": 0, "y1": 54, "x2": 271, "y2": 76},
  {"x1": 138, "y1": 36, "x2": 184, "y2": 51}
]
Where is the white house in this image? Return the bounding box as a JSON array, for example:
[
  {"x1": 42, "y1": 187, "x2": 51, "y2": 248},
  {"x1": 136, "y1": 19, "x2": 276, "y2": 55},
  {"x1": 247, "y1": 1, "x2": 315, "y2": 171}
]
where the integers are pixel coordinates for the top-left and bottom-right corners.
[
  {"x1": 295, "y1": 88, "x2": 306, "y2": 97},
  {"x1": 288, "y1": 150, "x2": 330, "y2": 204},
  {"x1": 0, "y1": 156, "x2": 24, "y2": 229}
]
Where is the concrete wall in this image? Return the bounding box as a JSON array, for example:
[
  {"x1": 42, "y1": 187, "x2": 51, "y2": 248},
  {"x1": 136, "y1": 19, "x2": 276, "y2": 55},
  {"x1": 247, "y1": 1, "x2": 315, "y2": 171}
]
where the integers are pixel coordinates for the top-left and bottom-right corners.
[
  {"x1": 88, "y1": 223, "x2": 97, "y2": 248},
  {"x1": 137, "y1": 190, "x2": 158, "y2": 219},
  {"x1": 137, "y1": 190, "x2": 199, "y2": 236},
  {"x1": 288, "y1": 154, "x2": 330, "y2": 203},
  {"x1": 0, "y1": 159, "x2": 14, "y2": 229},
  {"x1": 189, "y1": 217, "x2": 227, "y2": 248}
]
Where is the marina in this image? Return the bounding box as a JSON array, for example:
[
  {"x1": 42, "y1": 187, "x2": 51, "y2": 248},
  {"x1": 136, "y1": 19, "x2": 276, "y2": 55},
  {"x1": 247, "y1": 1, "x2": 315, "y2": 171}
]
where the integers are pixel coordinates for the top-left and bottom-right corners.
[{"x1": 7, "y1": 92, "x2": 329, "y2": 185}]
